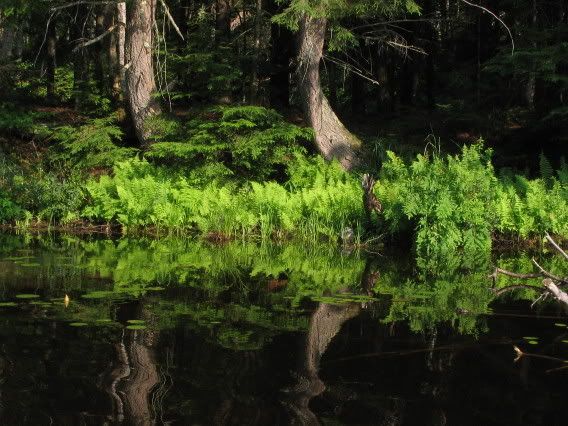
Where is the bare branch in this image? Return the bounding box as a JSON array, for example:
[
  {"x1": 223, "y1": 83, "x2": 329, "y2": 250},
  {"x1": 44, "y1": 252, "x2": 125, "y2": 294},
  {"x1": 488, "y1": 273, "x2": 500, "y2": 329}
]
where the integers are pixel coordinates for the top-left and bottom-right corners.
[
  {"x1": 460, "y1": 0, "x2": 515, "y2": 55},
  {"x1": 531, "y1": 258, "x2": 567, "y2": 284},
  {"x1": 492, "y1": 283, "x2": 543, "y2": 297},
  {"x1": 34, "y1": 12, "x2": 56, "y2": 66},
  {"x1": 489, "y1": 267, "x2": 541, "y2": 281},
  {"x1": 324, "y1": 55, "x2": 381, "y2": 86},
  {"x1": 49, "y1": 1, "x2": 116, "y2": 12},
  {"x1": 158, "y1": 0, "x2": 184, "y2": 41},
  {"x1": 73, "y1": 24, "x2": 118, "y2": 52},
  {"x1": 546, "y1": 233, "x2": 568, "y2": 261},
  {"x1": 385, "y1": 40, "x2": 427, "y2": 55}
]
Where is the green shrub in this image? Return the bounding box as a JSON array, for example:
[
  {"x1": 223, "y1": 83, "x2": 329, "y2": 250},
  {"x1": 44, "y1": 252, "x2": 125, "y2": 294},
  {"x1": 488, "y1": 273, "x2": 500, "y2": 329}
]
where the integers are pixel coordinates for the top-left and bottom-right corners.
[
  {"x1": 145, "y1": 106, "x2": 313, "y2": 182},
  {"x1": 0, "y1": 104, "x2": 48, "y2": 137},
  {"x1": 0, "y1": 153, "x2": 85, "y2": 223},
  {"x1": 0, "y1": 191, "x2": 23, "y2": 222},
  {"x1": 49, "y1": 114, "x2": 137, "y2": 170}
]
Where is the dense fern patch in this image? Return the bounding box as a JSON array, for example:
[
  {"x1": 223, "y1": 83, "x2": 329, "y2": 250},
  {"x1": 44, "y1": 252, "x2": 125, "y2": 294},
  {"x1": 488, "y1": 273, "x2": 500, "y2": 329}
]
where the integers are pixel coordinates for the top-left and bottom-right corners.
[
  {"x1": 377, "y1": 143, "x2": 568, "y2": 257},
  {"x1": 82, "y1": 155, "x2": 364, "y2": 241}
]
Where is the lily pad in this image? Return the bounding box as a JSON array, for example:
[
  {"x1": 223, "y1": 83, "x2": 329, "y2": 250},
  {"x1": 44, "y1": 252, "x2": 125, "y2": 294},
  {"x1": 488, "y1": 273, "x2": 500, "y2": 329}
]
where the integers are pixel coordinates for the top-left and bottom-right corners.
[
  {"x1": 30, "y1": 301, "x2": 52, "y2": 307},
  {"x1": 96, "y1": 319, "x2": 113, "y2": 323},
  {"x1": 0, "y1": 302, "x2": 18, "y2": 307},
  {"x1": 522, "y1": 336, "x2": 539, "y2": 340},
  {"x1": 3, "y1": 256, "x2": 35, "y2": 261},
  {"x1": 554, "y1": 323, "x2": 567, "y2": 327},
  {"x1": 127, "y1": 319, "x2": 146, "y2": 325},
  {"x1": 81, "y1": 291, "x2": 115, "y2": 299},
  {"x1": 126, "y1": 324, "x2": 147, "y2": 330},
  {"x1": 69, "y1": 322, "x2": 88, "y2": 327},
  {"x1": 15, "y1": 294, "x2": 40, "y2": 299},
  {"x1": 527, "y1": 340, "x2": 538, "y2": 345}
]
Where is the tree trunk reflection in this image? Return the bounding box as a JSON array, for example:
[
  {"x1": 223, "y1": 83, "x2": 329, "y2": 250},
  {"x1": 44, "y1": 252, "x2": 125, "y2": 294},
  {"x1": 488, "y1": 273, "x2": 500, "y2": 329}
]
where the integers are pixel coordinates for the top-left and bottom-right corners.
[
  {"x1": 283, "y1": 302, "x2": 361, "y2": 424},
  {"x1": 104, "y1": 328, "x2": 160, "y2": 425}
]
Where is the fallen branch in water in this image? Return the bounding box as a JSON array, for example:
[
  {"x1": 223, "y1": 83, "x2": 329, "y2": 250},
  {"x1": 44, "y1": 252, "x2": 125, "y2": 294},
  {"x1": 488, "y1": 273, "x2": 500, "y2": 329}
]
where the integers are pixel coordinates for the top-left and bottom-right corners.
[
  {"x1": 492, "y1": 234, "x2": 568, "y2": 308},
  {"x1": 513, "y1": 345, "x2": 568, "y2": 373}
]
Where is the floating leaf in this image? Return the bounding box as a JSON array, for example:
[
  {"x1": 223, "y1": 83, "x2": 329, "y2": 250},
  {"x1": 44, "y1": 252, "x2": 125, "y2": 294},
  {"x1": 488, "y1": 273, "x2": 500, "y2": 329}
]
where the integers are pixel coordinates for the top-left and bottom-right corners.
[
  {"x1": 0, "y1": 302, "x2": 18, "y2": 307},
  {"x1": 30, "y1": 301, "x2": 52, "y2": 306},
  {"x1": 3, "y1": 256, "x2": 35, "y2": 261},
  {"x1": 81, "y1": 291, "x2": 115, "y2": 299},
  {"x1": 554, "y1": 323, "x2": 567, "y2": 328},
  {"x1": 96, "y1": 319, "x2": 113, "y2": 323},
  {"x1": 127, "y1": 319, "x2": 146, "y2": 324},
  {"x1": 527, "y1": 340, "x2": 538, "y2": 345},
  {"x1": 15, "y1": 294, "x2": 40, "y2": 299},
  {"x1": 69, "y1": 322, "x2": 88, "y2": 327},
  {"x1": 522, "y1": 336, "x2": 539, "y2": 340},
  {"x1": 126, "y1": 324, "x2": 147, "y2": 330}
]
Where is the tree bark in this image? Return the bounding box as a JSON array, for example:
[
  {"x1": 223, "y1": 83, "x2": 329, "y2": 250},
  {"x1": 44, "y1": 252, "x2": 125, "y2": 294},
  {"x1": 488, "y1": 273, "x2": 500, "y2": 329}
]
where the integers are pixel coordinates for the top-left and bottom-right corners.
[
  {"x1": 215, "y1": 0, "x2": 231, "y2": 45},
  {"x1": 117, "y1": 2, "x2": 126, "y2": 87},
  {"x1": 296, "y1": 15, "x2": 361, "y2": 170},
  {"x1": 125, "y1": 0, "x2": 161, "y2": 145}
]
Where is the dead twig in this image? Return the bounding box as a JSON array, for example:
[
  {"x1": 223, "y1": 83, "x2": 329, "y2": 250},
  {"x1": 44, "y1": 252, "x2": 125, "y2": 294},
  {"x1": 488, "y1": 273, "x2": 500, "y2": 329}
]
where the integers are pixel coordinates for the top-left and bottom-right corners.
[{"x1": 546, "y1": 233, "x2": 568, "y2": 261}]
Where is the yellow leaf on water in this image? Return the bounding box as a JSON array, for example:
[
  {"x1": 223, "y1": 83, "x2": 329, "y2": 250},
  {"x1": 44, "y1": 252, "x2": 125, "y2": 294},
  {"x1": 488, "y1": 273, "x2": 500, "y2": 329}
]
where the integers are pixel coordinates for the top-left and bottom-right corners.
[{"x1": 64, "y1": 294, "x2": 70, "y2": 308}]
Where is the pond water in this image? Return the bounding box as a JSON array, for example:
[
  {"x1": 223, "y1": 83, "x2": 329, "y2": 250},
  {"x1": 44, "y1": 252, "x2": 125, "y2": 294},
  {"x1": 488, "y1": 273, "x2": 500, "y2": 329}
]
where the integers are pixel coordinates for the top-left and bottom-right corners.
[{"x1": 0, "y1": 233, "x2": 567, "y2": 425}]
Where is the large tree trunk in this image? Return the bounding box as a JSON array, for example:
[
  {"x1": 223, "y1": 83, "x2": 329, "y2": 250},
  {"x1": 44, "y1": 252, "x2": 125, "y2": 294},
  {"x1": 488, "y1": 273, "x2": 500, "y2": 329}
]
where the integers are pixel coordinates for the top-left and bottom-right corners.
[
  {"x1": 125, "y1": 0, "x2": 161, "y2": 145},
  {"x1": 296, "y1": 15, "x2": 361, "y2": 170}
]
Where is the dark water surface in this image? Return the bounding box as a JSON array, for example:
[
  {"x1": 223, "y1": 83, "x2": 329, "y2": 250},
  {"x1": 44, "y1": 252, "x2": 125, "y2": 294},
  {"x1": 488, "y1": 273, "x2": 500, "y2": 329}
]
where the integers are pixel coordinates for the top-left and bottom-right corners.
[{"x1": 0, "y1": 233, "x2": 567, "y2": 425}]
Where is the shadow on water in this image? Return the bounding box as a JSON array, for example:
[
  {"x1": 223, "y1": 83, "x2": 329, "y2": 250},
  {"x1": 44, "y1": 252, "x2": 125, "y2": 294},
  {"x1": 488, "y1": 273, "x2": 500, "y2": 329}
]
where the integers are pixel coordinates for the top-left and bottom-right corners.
[{"x1": 0, "y1": 232, "x2": 567, "y2": 424}]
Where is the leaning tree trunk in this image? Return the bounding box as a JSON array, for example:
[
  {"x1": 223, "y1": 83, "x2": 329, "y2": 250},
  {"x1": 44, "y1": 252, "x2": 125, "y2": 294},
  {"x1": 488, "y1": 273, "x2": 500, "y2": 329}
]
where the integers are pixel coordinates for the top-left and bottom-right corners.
[
  {"x1": 296, "y1": 15, "x2": 361, "y2": 170},
  {"x1": 125, "y1": 0, "x2": 161, "y2": 145}
]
